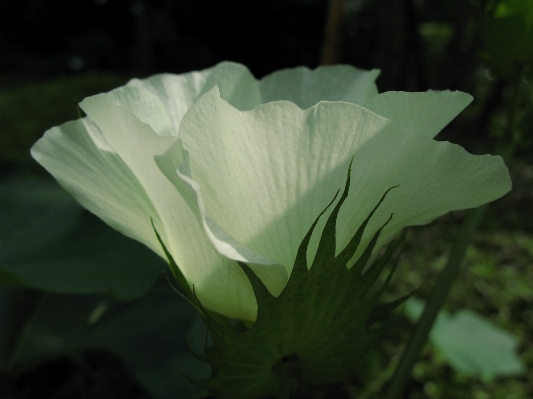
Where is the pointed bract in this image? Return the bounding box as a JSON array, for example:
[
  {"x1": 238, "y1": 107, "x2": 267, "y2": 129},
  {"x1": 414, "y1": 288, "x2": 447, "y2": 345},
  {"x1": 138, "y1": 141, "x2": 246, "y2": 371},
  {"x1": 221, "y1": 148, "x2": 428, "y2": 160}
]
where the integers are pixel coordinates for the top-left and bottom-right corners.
[{"x1": 191, "y1": 164, "x2": 407, "y2": 399}]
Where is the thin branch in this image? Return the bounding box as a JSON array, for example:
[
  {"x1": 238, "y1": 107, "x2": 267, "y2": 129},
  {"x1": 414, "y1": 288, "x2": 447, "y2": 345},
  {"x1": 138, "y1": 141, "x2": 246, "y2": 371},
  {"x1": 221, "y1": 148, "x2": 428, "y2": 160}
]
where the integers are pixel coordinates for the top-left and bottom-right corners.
[{"x1": 321, "y1": 0, "x2": 346, "y2": 65}]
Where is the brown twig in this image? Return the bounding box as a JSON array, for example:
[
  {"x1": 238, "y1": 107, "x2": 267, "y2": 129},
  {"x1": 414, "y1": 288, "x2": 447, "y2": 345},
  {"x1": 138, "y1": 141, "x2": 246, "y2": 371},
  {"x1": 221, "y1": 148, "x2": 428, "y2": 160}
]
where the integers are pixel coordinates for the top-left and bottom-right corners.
[{"x1": 321, "y1": 0, "x2": 346, "y2": 65}]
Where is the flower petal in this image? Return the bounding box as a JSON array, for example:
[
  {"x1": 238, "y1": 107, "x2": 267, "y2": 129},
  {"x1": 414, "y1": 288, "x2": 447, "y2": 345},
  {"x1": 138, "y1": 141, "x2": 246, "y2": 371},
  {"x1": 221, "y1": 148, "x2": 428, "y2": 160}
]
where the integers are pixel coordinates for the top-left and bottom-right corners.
[
  {"x1": 33, "y1": 92, "x2": 265, "y2": 321},
  {"x1": 259, "y1": 65, "x2": 380, "y2": 109},
  {"x1": 136, "y1": 61, "x2": 261, "y2": 131},
  {"x1": 31, "y1": 118, "x2": 168, "y2": 259},
  {"x1": 177, "y1": 87, "x2": 391, "y2": 291},
  {"x1": 31, "y1": 62, "x2": 511, "y2": 324},
  {"x1": 106, "y1": 78, "x2": 175, "y2": 136},
  {"x1": 336, "y1": 126, "x2": 512, "y2": 264},
  {"x1": 78, "y1": 93, "x2": 178, "y2": 241},
  {"x1": 363, "y1": 91, "x2": 473, "y2": 138}
]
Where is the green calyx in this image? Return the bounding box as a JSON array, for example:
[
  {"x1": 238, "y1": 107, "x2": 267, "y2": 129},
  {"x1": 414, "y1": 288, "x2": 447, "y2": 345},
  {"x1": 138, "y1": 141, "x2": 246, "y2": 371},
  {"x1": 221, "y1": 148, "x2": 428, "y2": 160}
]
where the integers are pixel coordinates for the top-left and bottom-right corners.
[{"x1": 183, "y1": 164, "x2": 407, "y2": 399}]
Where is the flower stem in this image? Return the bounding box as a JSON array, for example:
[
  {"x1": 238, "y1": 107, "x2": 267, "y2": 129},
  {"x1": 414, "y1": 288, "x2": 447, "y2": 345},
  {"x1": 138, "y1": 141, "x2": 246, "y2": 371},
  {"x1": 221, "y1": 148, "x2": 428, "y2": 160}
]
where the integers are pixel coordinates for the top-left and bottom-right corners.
[
  {"x1": 385, "y1": 204, "x2": 487, "y2": 399},
  {"x1": 385, "y1": 64, "x2": 525, "y2": 399}
]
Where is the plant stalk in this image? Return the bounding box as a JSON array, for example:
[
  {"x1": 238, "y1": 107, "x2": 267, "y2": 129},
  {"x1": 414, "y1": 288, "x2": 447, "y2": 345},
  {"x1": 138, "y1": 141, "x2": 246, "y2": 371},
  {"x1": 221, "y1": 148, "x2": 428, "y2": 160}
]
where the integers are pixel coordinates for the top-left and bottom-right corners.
[
  {"x1": 385, "y1": 204, "x2": 487, "y2": 399},
  {"x1": 385, "y1": 62, "x2": 525, "y2": 399},
  {"x1": 320, "y1": 0, "x2": 346, "y2": 65}
]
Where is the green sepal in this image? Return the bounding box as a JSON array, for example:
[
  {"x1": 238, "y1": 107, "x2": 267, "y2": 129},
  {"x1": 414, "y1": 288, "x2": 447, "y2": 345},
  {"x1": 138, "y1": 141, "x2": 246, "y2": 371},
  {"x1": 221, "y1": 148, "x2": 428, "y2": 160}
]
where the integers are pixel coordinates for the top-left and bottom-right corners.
[{"x1": 190, "y1": 164, "x2": 408, "y2": 399}]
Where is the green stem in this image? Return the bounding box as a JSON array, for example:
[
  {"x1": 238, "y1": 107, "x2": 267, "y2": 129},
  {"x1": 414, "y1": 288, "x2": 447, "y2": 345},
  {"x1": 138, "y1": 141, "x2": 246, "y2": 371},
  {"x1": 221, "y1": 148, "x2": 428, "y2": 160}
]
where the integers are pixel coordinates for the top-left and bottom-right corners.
[
  {"x1": 385, "y1": 205, "x2": 487, "y2": 399},
  {"x1": 385, "y1": 63, "x2": 525, "y2": 399}
]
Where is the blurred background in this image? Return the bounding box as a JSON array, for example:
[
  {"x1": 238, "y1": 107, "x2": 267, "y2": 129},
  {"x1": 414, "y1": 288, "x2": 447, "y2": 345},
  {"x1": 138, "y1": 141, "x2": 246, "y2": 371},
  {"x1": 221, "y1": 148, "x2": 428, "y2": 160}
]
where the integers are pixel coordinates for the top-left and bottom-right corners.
[{"x1": 0, "y1": 0, "x2": 531, "y2": 398}]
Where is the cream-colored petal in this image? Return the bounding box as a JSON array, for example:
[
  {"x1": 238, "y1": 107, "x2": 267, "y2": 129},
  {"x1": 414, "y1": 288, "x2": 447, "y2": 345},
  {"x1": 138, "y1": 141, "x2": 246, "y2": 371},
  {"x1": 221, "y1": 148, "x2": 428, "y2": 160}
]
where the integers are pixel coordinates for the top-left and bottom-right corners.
[
  {"x1": 175, "y1": 156, "x2": 289, "y2": 299},
  {"x1": 79, "y1": 93, "x2": 177, "y2": 238},
  {"x1": 136, "y1": 61, "x2": 261, "y2": 135},
  {"x1": 108, "y1": 78, "x2": 174, "y2": 136},
  {"x1": 31, "y1": 118, "x2": 165, "y2": 259},
  {"x1": 336, "y1": 127, "x2": 512, "y2": 265},
  {"x1": 177, "y1": 87, "x2": 391, "y2": 290},
  {"x1": 363, "y1": 91, "x2": 473, "y2": 138},
  {"x1": 177, "y1": 87, "x2": 511, "y2": 283},
  {"x1": 259, "y1": 65, "x2": 380, "y2": 109},
  {"x1": 34, "y1": 93, "x2": 264, "y2": 321},
  {"x1": 32, "y1": 63, "x2": 510, "y2": 323}
]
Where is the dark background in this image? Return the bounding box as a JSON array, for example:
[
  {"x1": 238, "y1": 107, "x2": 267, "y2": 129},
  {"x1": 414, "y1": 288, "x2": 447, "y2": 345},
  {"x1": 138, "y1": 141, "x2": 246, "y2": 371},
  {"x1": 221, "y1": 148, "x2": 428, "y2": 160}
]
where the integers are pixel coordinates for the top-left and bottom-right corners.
[
  {"x1": 0, "y1": 0, "x2": 502, "y2": 165},
  {"x1": 0, "y1": 0, "x2": 479, "y2": 90}
]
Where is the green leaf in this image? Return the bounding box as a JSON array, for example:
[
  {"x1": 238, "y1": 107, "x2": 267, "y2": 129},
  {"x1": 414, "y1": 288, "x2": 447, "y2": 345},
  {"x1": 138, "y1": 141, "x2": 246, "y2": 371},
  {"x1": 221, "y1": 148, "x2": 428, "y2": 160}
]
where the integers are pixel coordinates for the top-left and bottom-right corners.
[
  {"x1": 5, "y1": 281, "x2": 204, "y2": 399},
  {"x1": 405, "y1": 297, "x2": 525, "y2": 379},
  {"x1": 481, "y1": 0, "x2": 533, "y2": 79},
  {"x1": 190, "y1": 163, "x2": 407, "y2": 399},
  {"x1": 0, "y1": 179, "x2": 162, "y2": 300},
  {"x1": 0, "y1": 288, "x2": 42, "y2": 367}
]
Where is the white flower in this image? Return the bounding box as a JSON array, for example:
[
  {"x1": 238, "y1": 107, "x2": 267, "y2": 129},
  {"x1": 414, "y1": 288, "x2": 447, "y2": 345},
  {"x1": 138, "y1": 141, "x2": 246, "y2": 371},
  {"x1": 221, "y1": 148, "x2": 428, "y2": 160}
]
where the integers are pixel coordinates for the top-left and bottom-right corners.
[{"x1": 31, "y1": 62, "x2": 511, "y2": 322}]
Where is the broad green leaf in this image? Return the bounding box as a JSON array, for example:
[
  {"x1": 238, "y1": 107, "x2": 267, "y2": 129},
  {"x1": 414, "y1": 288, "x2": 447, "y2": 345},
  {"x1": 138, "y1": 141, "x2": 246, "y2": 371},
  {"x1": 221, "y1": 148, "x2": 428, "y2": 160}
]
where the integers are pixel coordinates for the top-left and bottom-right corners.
[
  {"x1": 405, "y1": 297, "x2": 525, "y2": 379},
  {"x1": 0, "y1": 288, "x2": 41, "y2": 367},
  {"x1": 6, "y1": 281, "x2": 204, "y2": 399},
  {"x1": 0, "y1": 179, "x2": 162, "y2": 300}
]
